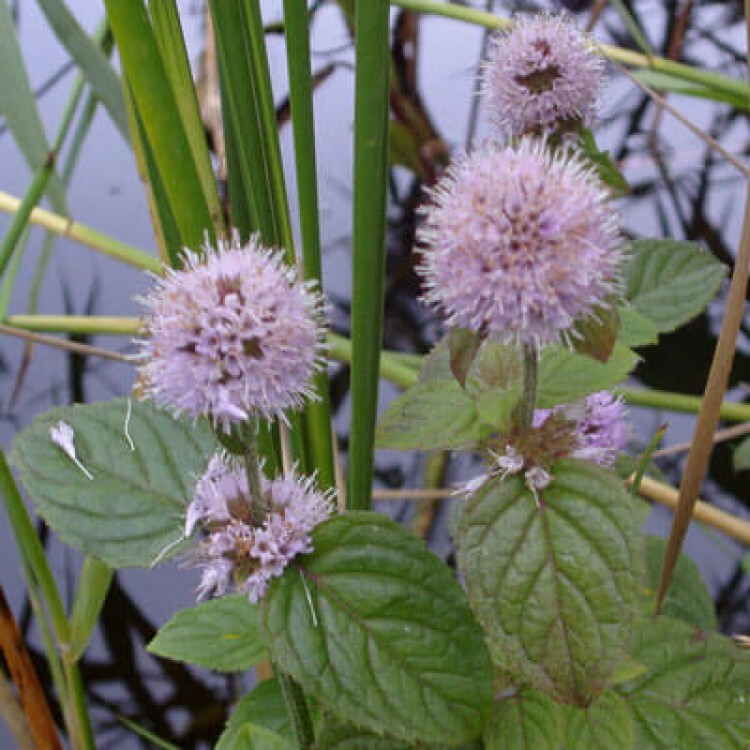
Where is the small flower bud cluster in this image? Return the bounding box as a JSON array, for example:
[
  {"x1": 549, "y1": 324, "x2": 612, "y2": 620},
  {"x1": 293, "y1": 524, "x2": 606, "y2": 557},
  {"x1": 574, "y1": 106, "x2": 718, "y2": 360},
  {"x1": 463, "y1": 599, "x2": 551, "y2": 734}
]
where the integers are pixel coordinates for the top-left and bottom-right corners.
[
  {"x1": 187, "y1": 454, "x2": 334, "y2": 603},
  {"x1": 484, "y1": 13, "x2": 604, "y2": 139},
  {"x1": 137, "y1": 233, "x2": 326, "y2": 430},
  {"x1": 461, "y1": 391, "x2": 628, "y2": 498}
]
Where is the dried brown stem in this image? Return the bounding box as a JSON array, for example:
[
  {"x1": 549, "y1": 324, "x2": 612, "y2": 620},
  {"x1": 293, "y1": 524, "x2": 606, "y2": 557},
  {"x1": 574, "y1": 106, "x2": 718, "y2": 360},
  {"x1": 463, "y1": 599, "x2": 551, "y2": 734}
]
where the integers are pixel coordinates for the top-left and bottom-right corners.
[
  {"x1": 0, "y1": 323, "x2": 131, "y2": 363},
  {"x1": 0, "y1": 587, "x2": 63, "y2": 750},
  {"x1": 656, "y1": 188, "x2": 750, "y2": 609}
]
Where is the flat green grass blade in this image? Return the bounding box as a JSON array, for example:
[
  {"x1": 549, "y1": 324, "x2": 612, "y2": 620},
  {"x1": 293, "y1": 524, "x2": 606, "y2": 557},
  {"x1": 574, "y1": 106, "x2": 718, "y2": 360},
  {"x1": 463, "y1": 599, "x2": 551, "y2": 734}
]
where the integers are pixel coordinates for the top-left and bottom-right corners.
[
  {"x1": 209, "y1": 0, "x2": 294, "y2": 254},
  {"x1": 282, "y1": 0, "x2": 335, "y2": 489},
  {"x1": 348, "y1": 1, "x2": 391, "y2": 510},
  {"x1": 104, "y1": 0, "x2": 215, "y2": 256},
  {"x1": 209, "y1": 0, "x2": 307, "y2": 470},
  {"x1": 150, "y1": 0, "x2": 224, "y2": 233},
  {"x1": 0, "y1": 0, "x2": 66, "y2": 211},
  {"x1": 123, "y1": 81, "x2": 182, "y2": 265},
  {"x1": 35, "y1": 0, "x2": 130, "y2": 142},
  {"x1": 0, "y1": 58, "x2": 89, "y2": 279}
]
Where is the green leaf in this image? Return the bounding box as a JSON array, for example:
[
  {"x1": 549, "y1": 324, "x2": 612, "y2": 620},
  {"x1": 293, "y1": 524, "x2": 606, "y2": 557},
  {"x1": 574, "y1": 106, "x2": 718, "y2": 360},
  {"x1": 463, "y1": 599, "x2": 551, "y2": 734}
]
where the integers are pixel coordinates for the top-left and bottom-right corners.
[
  {"x1": 617, "y1": 305, "x2": 659, "y2": 348},
  {"x1": 263, "y1": 512, "x2": 493, "y2": 745},
  {"x1": 418, "y1": 338, "x2": 455, "y2": 384},
  {"x1": 104, "y1": 0, "x2": 215, "y2": 253},
  {"x1": 537, "y1": 344, "x2": 639, "y2": 408},
  {"x1": 632, "y1": 70, "x2": 750, "y2": 110},
  {"x1": 314, "y1": 722, "x2": 411, "y2": 750},
  {"x1": 150, "y1": 0, "x2": 224, "y2": 232},
  {"x1": 225, "y1": 725, "x2": 294, "y2": 750},
  {"x1": 732, "y1": 436, "x2": 750, "y2": 472},
  {"x1": 449, "y1": 327, "x2": 485, "y2": 387},
  {"x1": 618, "y1": 616, "x2": 750, "y2": 749},
  {"x1": 0, "y1": 0, "x2": 66, "y2": 211},
  {"x1": 642, "y1": 536, "x2": 717, "y2": 631},
  {"x1": 218, "y1": 679, "x2": 295, "y2": 749},
  {"x1": 148, "y1": 595, "x2": 267, "y2": 672},
  {"x1": 562, "y1": 691, "x2": 634, "y2": 749},
  {"x1": 282, "y1": 0, "x2": 336, "y2": 491},
  {"x1": 70, "y1": 556, "x2": 113, "y2": 659},
  {"x1": 376, "y1": 380, "x2": 483, "y2": 450},
  {"x1": 217, "y1": 679, "x2": 295, "y2": 750},
  {"x1": 624, "y1": 239, "x2": 726, "y2": 334},
  {"x1": 35, "y1": 0, "x2": 130, "y2": 142},
  {"x1": 313, "y1": 718, "x2": 481, "y2": 749},
  {"x1": 579, "y1": 128, "x2": 629, "y2": 195},
  {"x1": 474, "y1": 388, "x2": 520, "y2": 433},
  {"x1": 609, "y1": 655, "x2": 648, "y2": 686},
  {"x1": 569, "y1": 303, "x2": 620, "y2": 363},
  {"x1": 456, "y1": 459, "x2": 643, "y2": 705},
  {"x1": 470, "y1": 341, "x2": 521, "y2": 391},
  {"x1": 11, "y1": 398, "x2": 215, "y2": 568},
  {"x1": 483, "y1": 688, "x2": 560, "y2": 750}
]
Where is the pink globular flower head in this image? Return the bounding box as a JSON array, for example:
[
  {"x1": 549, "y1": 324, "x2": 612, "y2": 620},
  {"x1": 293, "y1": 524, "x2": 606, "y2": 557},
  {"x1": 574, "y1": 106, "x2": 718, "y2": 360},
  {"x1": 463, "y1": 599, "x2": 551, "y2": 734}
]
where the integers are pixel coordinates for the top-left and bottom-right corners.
[
  {"x1": 417, "y1": 139, "x2": 621, "y2": 346},
  {"x1": 187, "y1": 454, "x2": 335, "y2": 603},
  {"x1": 484, "y1": 13, "x2": 604, "y2": 138},
  {"x1": 136, "y1": 234, "x2": 327, "y2": 429}
]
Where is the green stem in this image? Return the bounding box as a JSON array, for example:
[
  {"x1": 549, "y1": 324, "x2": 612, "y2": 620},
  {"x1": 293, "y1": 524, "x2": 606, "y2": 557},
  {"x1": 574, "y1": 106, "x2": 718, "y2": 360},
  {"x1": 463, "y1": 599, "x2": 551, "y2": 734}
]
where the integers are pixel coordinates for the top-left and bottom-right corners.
[
  {"x1": 0, "y1": 450, "x2": 95, "y2": 749},
  {"x1": 0, "y1": 156, "x2": 58, "y2": 279},
  {"x1": 62, "y1": 658, "x2": 95, "y2": 750},
  {"x1": 348, "y1": 0, "x2": 392, "y2": 511},
  {"x1": 0, "y1": 192, "x2": 161, "y2": 272},
  {"x1": 0, "y1": 20, "x2": 111, "y2": 281},
  {"x1": 8, "y1": 314, "x2": 750, "y2": 426},
  {"x1": 0, "y1": 451, "x2": 69, "y2": 643},
  {"x1": 0, "y1": 72, "x2": 85, "y2": 278},
  {"x1": 617, "y1": 386, "x2": 750, "y2": 423},
  {"x1": 3, "y1": 315, "x2": 141, "y2": 334},
  {"x1": 276, "y1": 671, "x2": 315, "y2": 749},
  {"x1": 390, "y1": 0, "x2": 748, "y2": 101},
  {"x1": 630, "y1": 424, "x2": 667, "y2": 498},
  {"x1": 241, "y1": 429, "x2": 266, "y2": 526},
  {"x1": 69, "y1": 557, "x2": 113, "y2": 660},
  {"x1": 519, "y1": 343, "x2": 538, "y2": 432},
  {"x1": 283, "y1": 0, "x2": 336, "y2": 491},
  {"x1": 328, "y1": 333, "x2": 418, "y2": 390}
]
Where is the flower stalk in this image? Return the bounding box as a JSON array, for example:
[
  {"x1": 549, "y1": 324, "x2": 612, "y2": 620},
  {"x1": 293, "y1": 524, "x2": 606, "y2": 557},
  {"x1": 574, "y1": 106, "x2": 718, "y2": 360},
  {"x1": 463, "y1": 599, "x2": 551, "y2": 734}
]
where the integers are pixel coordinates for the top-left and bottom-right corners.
[{"x1": 519, "y1": 343, "x2": 538, "y2": 433}]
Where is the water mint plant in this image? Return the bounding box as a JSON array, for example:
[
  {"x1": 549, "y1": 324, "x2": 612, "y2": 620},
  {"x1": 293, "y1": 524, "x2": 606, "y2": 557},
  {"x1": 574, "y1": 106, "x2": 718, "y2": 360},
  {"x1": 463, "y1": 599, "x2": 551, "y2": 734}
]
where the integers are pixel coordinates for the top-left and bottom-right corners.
[{"x1": 3, "y1": 4, "x2": 749, "y2": 750}]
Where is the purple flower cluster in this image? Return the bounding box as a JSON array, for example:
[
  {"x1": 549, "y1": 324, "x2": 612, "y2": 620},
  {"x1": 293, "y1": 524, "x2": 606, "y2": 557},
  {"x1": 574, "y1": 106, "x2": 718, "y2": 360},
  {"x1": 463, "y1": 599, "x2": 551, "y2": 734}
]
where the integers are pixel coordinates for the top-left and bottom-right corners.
[
  {"x1": 461, "y1": 391, "x2": 627, "y2": 498},
  {"x1": 187, "y1": 454, "x2": 334, "y2": 603},
  {"x1": 417, "y1": 139, "x2": 620, "y2": 346},
  {"x1": 484, "y1": 14, "x2": 603, "y2": 138},
  {"x1": 137, "y1": 234, "x2": 326, "y2": 429},
  {"x1": 534, "y1": 390, "x2": 628, "y2": 468}
]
